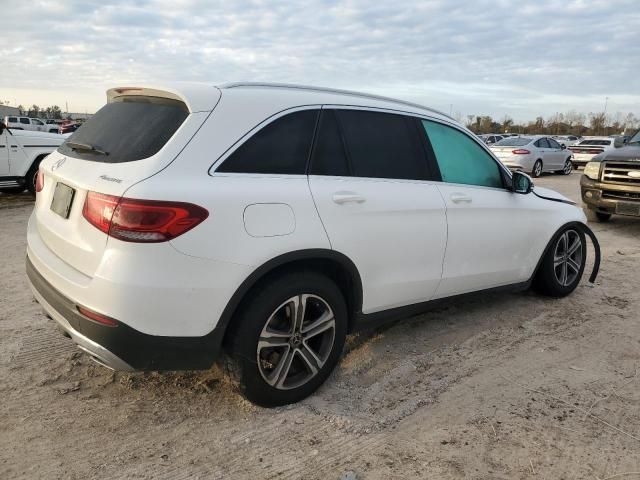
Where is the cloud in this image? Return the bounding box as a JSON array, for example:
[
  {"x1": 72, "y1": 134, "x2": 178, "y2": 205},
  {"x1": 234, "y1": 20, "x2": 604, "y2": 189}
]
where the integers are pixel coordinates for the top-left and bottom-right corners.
[{"x1": 1, "y1": 0, "x2": 639, "y2": 120}]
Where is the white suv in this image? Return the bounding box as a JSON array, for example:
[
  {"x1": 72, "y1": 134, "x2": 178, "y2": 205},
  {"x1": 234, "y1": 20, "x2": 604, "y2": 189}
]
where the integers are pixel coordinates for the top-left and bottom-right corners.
[{"x1": 26, "y1": 83, "x2": 597, "y2": 406}]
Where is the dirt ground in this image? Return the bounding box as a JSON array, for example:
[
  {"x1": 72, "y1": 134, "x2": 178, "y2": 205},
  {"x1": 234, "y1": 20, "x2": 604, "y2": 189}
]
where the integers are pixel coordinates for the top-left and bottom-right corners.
[{"x1": 1, "y1": 172, "x2": 639, "y2": 479}]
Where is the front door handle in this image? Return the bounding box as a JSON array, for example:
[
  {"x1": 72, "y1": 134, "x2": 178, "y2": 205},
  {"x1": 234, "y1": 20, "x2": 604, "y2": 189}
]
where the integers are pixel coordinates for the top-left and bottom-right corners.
[
  {"x1": 450, "y1": 193, "x2": 472, "y2": 204},
  {"x1": 332, "y1": 192, "x2": 366, "y2": 205}
]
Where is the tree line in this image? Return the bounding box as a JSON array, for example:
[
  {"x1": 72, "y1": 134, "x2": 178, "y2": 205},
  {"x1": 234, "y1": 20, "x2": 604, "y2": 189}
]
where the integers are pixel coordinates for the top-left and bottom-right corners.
[
  {"x1": 14, "y1": 104, "x2": 69, "y2": 120},
  {"x1": 457, "y1": 111, "x2": 639, "y2": 136}
]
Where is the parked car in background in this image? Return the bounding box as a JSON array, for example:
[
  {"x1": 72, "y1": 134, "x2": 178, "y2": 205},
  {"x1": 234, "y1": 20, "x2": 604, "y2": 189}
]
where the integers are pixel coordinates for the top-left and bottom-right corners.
[
  {"x1": 3, "y1": 116, "x2": 60, "y2": 133},
  {"x1": 478, "y1": 134, "x2": 504, "y2": 145},
  {"x1": 0, "y1": 122, "x2": 65, "y2": 193},
  {"x1": 44, "y1": 120, "x2": 61, "y2": 134},
  {"x1": 490, "y1": 135, "x2": 573, "y2": 177},
  {"x1": 581, "y1": 129, "x2": 640, "y2": 222},
  {"x1": 568, "y1": 137, "x2": 618, "y2": 167},
  {"x1": 60, "y1": 122, "x2": 81, "y2": 134},
  {"x1": 26, "y1": 82, "x2": 595, "y2": 407},
  {"x1": 553, "y1": 135, "x2": 581, "y2": 148}
]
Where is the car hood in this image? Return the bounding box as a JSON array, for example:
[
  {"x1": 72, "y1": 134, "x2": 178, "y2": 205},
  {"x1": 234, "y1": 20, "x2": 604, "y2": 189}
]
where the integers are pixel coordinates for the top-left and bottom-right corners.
[
  {"x1": 592, "y1": 145, "x2": 640, "y2": 162},
  {"x1": 12, "y1": 129, "x2": 65, "y2": 142},
  {"x1": 533, "y1": 186, "x2": 573, "y2": 203}
]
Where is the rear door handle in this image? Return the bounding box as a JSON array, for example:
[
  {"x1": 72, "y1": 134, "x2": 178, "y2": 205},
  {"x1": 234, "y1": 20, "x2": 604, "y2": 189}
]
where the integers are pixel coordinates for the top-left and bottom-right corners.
[
  {"x1": 450, "y1": 193, "x2": 472, "y2": 204},
  {"x1": 332, "y1": 192, "x2": 366, "y2": 205}
]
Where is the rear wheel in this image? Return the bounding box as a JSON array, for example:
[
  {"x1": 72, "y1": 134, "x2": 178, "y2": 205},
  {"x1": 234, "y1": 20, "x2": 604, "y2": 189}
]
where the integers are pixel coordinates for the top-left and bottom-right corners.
[
  {"x1": 226, "y1": 271, "x2": 347, "y2": 407},
  {"x1": 25, "y1": 157, "x2": 45, "y2": 195},
  {"x1": 533, "y1": 227, "x2": 586, "y2": 297},
  {"x1": 562, "y1": 158, "x2": 573, "y2": 175},
  {"x1": 532, "y1": 160, "x2": 543, "y2": 178}
]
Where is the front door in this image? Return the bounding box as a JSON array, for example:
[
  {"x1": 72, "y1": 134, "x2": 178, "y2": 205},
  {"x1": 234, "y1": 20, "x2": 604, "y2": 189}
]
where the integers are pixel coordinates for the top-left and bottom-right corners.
[
  {"x1": 308, "y1": 108, "x2": 447, "y2": 314},
  {"x1": 420, "y1": 119, "x2": 545, "y2": 298}
]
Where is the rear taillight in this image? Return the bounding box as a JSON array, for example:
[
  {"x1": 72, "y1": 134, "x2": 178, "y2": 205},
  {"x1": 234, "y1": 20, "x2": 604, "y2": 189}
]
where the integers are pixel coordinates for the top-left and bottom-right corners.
[
  {"x1": 512, "y1": 149, "x2": 531, "y2": 155},
  {"x1": 82, "y1": 192, "x2": 209, "y2": 242},
  {"x1": 35, "y1": 170, "x2": 44, "y2": 193}
]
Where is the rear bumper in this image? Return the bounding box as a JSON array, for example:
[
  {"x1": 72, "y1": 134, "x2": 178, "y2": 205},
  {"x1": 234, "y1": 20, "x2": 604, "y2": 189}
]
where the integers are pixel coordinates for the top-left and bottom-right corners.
[
  {"x1": 580, "y1": 175, "x2": 640, "y2": 216},
  {"x1": 27, "y1": 256, "x2": 224, "y2": 371}
]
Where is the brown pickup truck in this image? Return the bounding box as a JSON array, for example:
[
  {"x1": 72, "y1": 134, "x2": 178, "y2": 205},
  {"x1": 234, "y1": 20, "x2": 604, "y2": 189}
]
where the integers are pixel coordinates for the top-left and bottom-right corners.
[{"x1": 580, "y1": 131, "x2": 640, "y2": 222}]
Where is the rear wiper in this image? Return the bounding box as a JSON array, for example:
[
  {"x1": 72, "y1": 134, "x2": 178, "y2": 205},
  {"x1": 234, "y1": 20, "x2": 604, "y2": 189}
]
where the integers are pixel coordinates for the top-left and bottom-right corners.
[{"x1": 66, "y1": 141, "x2": 109, "y2": 156}]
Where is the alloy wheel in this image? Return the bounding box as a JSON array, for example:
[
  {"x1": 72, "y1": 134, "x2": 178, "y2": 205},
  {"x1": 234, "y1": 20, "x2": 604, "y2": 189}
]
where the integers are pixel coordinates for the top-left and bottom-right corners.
[
  {"x1": 533, "y1": 161, "x2": 542, "y2": 177},
  {"x1": 257, "y1": 294, "x2": 336, "y2": 390},
  {"x1": 553, "y1": 229, "x2": 583, "y2": 286},
  {"x1": 563, "y1": 160, "x2": 572, "y2": 175}
]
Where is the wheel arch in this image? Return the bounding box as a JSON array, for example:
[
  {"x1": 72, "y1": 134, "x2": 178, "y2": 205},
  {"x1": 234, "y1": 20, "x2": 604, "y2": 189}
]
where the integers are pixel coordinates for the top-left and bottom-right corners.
[{"x1": 218, "y1": 249, "x2": 363, "y2": 348}]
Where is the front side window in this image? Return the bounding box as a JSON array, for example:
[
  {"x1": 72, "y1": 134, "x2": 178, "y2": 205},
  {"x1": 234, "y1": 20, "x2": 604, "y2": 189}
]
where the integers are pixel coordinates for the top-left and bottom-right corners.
[
  {"x1": 31, "y1": 119, "x2": 44, "y2": 125},
  {"x1": 19, "y1": 118, "x2": 30, "y2": 124},
  {"x1": 8, "y1": 117, "x2": 17, "y2": 123},
  {"x1": 421, "y1": 120, "x2": 504, "y2": 189},
  {"x1": 217, "y1": 110, "x2": 319, "y2": 175},
  {"x1": 334, "y1": 109, "x2": 428, "y2": 180}
]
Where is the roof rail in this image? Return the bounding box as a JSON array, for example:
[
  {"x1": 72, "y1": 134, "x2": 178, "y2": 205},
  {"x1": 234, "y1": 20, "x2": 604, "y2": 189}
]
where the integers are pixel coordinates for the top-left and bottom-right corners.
[{"x1": 218, "y1": 82, "x2": 455, "y2": 121}]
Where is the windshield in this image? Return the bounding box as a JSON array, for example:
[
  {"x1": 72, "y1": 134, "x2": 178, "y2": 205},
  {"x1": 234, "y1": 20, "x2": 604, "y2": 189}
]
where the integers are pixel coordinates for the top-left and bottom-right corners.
[
  {"x1": 57, "y1": 95, "x2": 189, "y2": 163},
  {"x1": 494, "y1": 137, "x2": 532, "y2": 146},
  {"x1": 628, "y1": 129, "x2": 640, "y2": 144}
]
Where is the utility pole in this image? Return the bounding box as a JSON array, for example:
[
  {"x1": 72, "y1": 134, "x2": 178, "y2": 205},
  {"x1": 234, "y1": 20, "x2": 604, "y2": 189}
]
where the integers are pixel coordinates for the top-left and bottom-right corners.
[{"x1": 603, "y1": 97, "x2": 609, "y2": 135}]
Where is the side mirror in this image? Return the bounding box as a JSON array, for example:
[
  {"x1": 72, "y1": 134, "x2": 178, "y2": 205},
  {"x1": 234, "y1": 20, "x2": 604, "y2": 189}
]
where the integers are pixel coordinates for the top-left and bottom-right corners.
[
  {"x1": 561, "y1": 144, "x2": 567, "y2": 150},
  {"x1": 613, "y1": 136, "x2": 625, "y2": 148},
  {"x1": 512, "y1": 171, "x2": 534, "y2": 194}
]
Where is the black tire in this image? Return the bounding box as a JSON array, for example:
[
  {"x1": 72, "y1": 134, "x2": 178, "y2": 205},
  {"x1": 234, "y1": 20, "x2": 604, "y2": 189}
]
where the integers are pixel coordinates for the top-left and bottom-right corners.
[
  {"x1": 226, "y1": 271, "x2": 347, "y2": 407},
  {"x1": 0, "y1": 187, "x2": 26, "y2": 194},
  {"x1": 533, "y1": 227, "x2": 586, "y2": 297},
  {"x1": 25, "y1": 157, "x2": 44, "y2": 195},
  {"x1": 531, "y1": 160, "x2": 543, "y2": 178}
]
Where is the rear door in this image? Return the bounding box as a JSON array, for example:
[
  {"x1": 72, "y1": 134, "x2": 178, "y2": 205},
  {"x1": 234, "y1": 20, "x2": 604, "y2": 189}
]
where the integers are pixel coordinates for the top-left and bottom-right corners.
[
  {"x1": 308, "y1": 108, "x2": 447, "y2": 313},
  {"x1": 33, "y1": 93, "x2": 215, "y2": 276},
  {"x1": 420, "y1": 119, "x2": 542, "y2": 298},
  {"x1": 0, "y1": 130, "x2": 8, "y2": 175}
]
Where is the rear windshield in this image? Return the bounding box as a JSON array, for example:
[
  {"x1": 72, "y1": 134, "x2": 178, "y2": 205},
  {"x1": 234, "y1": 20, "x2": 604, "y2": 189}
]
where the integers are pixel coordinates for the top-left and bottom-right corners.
[
  {"x1": 57, "y1": 96, "x2": 189, "y2": 163},
  {"x1": 577, "y1": 139, "x2": 611, "y2": 146},
  {"x1": 494, "y1": 137, "x2": 532, "y2": 146}
]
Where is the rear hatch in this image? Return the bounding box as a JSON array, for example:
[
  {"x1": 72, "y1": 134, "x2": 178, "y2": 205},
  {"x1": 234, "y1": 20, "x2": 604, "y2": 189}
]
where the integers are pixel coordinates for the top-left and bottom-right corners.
[{"x1": 34, "y1": 87, "x2": 218, "y2": 277}]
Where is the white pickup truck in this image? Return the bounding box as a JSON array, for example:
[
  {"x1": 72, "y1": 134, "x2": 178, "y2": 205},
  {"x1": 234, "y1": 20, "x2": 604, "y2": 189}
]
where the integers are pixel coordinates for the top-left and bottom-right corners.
[{"x1": 0, "y1": 122, "x2": 66, "y2": 193}]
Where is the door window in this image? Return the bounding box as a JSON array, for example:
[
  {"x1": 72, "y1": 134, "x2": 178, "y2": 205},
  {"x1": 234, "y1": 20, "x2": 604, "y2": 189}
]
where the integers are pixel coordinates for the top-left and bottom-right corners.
[
  {"x1": 19, "y1": 118, "x2": 30, "y2": 125},
  {"x1": 217, "y1": 109, "x2": 319, "y2": 175},
  {"x1": 31, "y1": 119, "x2": 44, "y2": 125},
  {"x1": 547, "y1": 138, "x2": 561, "y2": 149},
  {"x1": 309, "y1": 110, "x2": 350, "y2": 176},
  {"x1": 333, "y1": 109, "x2": 428, "y2": 180},
  {"x1": 421, "y1": 120, "x2": 504, "y2": 188}
]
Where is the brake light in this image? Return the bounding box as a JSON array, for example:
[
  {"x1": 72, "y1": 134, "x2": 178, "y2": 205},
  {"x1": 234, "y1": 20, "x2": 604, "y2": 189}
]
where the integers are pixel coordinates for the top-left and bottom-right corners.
[
  {"x1": 77, "y1": 305, "x2": 119, "y2": 327},
  {"x1": 82, "y1": 192, "x2": 209, "y2": 242},
  {"x1": 35, "y1": 170, "x2": 44, "y2": 192},
  {"x1": 512, "y1": 149, "x2": 531, "y2": 155}
]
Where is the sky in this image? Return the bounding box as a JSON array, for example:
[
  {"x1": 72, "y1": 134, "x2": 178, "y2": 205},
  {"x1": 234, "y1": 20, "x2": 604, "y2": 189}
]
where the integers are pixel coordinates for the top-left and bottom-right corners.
[{"x1": 2, "y1": 0, "x2": 639, "y2": 122}]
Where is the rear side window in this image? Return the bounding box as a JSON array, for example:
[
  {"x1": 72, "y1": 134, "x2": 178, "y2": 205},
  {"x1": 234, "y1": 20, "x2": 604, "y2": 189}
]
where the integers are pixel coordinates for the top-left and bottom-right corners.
[
  {"x1": 309, "y1": 110, "x2": 350, "y2": 176},
  {"x1": 422, "y1": 120, "x2": 503, "y2": 189},
  {"x1": 8, "y1": 117, "x2": 17, "y2": 123},
  {"x1": 334, "y1": 109, "x2": 428, "y2": 180},
  {"x1": 20, "y1": 118, "x2": 30, "y2": 124},
  {"x1": 548, "y1": 138, "x2": 561, "y2": 149},
  {"x1": 217, "y1": 110, "x2": 319, "y2": 175},
  {"x1": 57, "y1": 96, "x2": 189, "y2": 163}
]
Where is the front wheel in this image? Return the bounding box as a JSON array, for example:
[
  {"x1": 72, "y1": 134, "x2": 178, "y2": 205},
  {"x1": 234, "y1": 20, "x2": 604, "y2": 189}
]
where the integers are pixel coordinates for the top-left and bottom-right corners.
[
  {"x1": 226, "y1": 271, "x2": 347, "y2": 407},
  {"x1": 533, "y1": 227, "x2": 586, "y2": 297},
  {"x1": 562, "y1": 159, "x2": 573, "y2": 175},
  {"x1": 531, "y1": 160, "x2": 543, "y2": 178}
]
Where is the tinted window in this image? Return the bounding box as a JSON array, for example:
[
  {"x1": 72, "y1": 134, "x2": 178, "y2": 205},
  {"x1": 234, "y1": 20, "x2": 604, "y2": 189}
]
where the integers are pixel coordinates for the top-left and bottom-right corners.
[
  {"x1": 8, "y1": 117, "x2": 17, "y2": 122},
  {"x1": 335, "y1": 109, "x2": 428, "y2": 180},
  {"x1": 579, "y1": 139, "x2": 612, "y2": 146},
  {"x1": 218, "y1": 110, "x2": 319, "y2": 175},
  {"x1": 421, "y1": 120, "x2": 503, "y2": 189},
  {"x1": 31, "y1": 119, "x2": 43, "y2": 125},
  {"x1": 310, "y1": 110, "x2": 349, "y2": 176},
  {"x1": 495, "y1": 137, "x2": 532, "y2": 146},
  {"x1": 548, "y1": 138, "x2": 561, "y2": 149},
  {"x1": 58, "y1": 96, "x2": 189, "y2": 163},
  {"x1": 20, "y1": 118, "x2": 30, "y2": 124}
]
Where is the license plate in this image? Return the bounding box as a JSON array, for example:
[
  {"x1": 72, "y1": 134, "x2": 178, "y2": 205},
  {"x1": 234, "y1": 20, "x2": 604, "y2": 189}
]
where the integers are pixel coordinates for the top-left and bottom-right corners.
[
  {"x1": 50, "y1": 183, "x2": 76, "y2": 219},
  {"x1": 616, "y1": 202, "x2": 640, "y2": 216}
]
